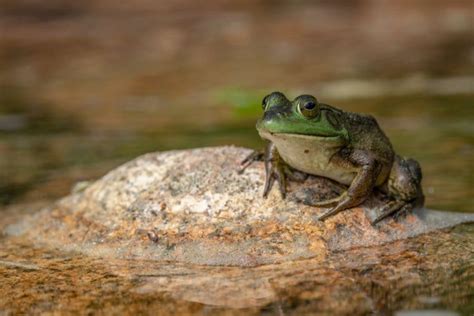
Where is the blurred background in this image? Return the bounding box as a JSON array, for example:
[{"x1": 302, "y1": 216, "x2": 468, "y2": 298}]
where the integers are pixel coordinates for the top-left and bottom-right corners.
[{"x1": 0, "y1": 0, "x2": 473, "y2": 212}]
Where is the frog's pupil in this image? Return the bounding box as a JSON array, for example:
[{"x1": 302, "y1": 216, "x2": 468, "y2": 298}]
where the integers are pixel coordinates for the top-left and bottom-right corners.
[{"x1": 305, "y1": 102, "x2": 316, "y2": 110}]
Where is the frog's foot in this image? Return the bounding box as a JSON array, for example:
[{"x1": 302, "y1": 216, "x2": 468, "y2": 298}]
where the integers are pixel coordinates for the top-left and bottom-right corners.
[
  {"x1": 371, "y1": 199, "x2": 416, "y2": 225},
  {"x1": 316, "y1": 192, "x2": 367, "y2": 221},
  {"x1": 238, "y1": 150, "x2": 264, "y2": 174},
  {"x1": 261, "y1": 142, "x2": 290, "y2": 199}
]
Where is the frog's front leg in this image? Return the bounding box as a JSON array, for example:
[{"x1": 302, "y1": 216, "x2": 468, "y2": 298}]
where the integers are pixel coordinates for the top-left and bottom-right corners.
[
  {"x1": 262, "y1": 141, "x2": 288, "y2": 198},
  {"x1": 239, "y1": 143, "x2": 308, "y2": 197},
  {"x1": 317, "y1": 149, "x2": 380, "y2": 221}
]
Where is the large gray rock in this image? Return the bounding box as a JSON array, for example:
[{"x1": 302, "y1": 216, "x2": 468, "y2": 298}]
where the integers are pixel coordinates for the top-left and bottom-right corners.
[{"x1": 5, "y1": 146, "x2": 474, "y2": 266}]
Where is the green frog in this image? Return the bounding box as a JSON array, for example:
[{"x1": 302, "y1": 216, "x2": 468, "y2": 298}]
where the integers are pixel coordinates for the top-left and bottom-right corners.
[{"x1": 241, "y1": 91, "x2": 424, "y2": 225}]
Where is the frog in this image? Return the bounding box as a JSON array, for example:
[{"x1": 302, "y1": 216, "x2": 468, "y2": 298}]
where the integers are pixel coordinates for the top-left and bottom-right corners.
[{"x1": 241, "y1": 91, "x2": 424, "y2": 225}]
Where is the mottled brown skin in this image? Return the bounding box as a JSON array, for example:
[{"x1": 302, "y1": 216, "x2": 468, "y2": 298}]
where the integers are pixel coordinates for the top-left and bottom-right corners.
[{"x1": 242, "y1": 92, "x2": 424, "y2": 224}]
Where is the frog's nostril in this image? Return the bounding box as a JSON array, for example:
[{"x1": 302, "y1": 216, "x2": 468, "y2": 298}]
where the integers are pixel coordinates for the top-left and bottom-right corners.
[{"x1": 263, "y1": 110, "x2": 280, "y2": 122}]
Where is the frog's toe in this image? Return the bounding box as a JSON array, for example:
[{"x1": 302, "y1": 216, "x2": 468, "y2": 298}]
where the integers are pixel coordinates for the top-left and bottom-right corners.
[
  {"x1": 371, "y1": 200, "x2": 414, "y2": 225},
  {"x1": 275, "y1": 167, "x2": 287, "y2": 199},
  {"x1": 277, "y1": 178, "x2": 287, "y2": 199},
  {"x1": 317, "y1": 192, "x2": 368, "y2": 221},
  {"x1": 317, "y1": 196, "x2": 349, "y2": 221},
  {"x1": 309, "y1": 196, "x2": 342, "y2": 208},
  {"x1": 317, "y1": 208, "x2": 339, "y2": 221},
  {"x1": 262, "y1": 164, "x2": 287, "y2": 199},
  {"x1": 238, "y1": 150, "x2": 264, "y2": 174},
  {"x1": 262, "y1": 176, "x2": 286, "y2": 199}
]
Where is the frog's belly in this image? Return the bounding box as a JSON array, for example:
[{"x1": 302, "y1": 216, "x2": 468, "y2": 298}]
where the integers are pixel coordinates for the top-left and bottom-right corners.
[{"x1": 260, "y1": 132, "x2": 357, "y2": 185}]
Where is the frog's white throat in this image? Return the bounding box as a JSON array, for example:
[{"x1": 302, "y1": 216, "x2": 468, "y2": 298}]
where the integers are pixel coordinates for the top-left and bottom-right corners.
[{"x1": 258, "y1": 130, "x2": 356, "y2": 185}]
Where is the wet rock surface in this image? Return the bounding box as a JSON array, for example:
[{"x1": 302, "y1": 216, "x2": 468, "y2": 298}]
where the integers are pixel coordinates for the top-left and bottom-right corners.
[{"x1": 5, "y1": 146, "x2": 474, "y2": 266}]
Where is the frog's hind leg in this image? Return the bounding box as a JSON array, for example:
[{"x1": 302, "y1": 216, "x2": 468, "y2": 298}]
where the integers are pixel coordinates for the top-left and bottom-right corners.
[
  {"x1": 317, "y1": 149, "x2": 381, "y2": 221},
  {"x1": 371, "y1": 200, "x2": 414, "y2": 225},
  {"x1": 372, "y1": 156, "x2": 424, "y2": 225}
]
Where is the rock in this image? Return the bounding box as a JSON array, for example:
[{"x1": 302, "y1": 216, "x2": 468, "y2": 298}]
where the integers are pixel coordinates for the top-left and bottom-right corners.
[{"x1": 5, "y1": 146, "x2": 474, "y2": 266}]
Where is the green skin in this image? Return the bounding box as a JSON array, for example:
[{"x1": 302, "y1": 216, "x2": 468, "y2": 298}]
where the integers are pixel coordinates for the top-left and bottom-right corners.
[{"x1": 243, "y1": 91, "x2": 424, "y2": 225}]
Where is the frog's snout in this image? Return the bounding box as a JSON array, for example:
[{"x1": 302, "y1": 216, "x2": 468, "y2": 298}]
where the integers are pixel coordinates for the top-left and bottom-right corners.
[{"x1": 257, "y1": 110, "x2": 282, "y2": 133}]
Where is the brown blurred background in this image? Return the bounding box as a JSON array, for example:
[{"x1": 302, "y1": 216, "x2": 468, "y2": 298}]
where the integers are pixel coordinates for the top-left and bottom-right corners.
[{"x1": 0, "y1": 0, "x2": 473, "y2": 211}]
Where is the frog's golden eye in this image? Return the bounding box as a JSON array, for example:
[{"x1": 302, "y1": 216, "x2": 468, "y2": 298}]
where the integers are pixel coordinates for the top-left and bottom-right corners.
[{"x1": 298, "y1": 101, "x2": 319, "y2": 118}]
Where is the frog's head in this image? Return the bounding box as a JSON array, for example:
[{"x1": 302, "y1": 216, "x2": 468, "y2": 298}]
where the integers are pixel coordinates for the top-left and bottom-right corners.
[{"x1": 257, "y1": 91, "x2": 347, "y2": 139}]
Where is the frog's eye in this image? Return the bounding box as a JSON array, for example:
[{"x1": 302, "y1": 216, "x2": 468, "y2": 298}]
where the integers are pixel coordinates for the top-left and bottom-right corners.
[{"x1": 298, "y1": 101, "x2": 319, "y2": 118}]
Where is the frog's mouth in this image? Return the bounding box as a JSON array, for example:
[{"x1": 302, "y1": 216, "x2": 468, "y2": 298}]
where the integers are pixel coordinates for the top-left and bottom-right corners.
[
  {"x1": 258, "y1": 130, "x2": 345, "y2": 146},
  {"x1": 256, "y1": 117, "x2": 345, "y2": 139}
]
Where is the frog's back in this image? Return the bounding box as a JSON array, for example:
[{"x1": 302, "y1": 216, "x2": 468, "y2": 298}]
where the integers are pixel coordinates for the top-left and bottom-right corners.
[
  {"x1": 344, "y1": 112, "x2": 394, "y2": 164},
  {"x1": 338, "y1": 112, "x2": 394, "y2": 186}
]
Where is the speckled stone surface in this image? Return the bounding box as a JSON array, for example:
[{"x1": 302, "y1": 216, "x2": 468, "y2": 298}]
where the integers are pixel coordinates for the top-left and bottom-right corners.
[{"x1": 5, "y1": 146, "x2": 474, "y2": 266}]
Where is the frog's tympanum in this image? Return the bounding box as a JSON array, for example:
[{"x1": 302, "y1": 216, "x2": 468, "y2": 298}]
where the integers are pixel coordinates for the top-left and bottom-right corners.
[{"x1": 243, "y1": 92, "x2": 424, "y2": 225}]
